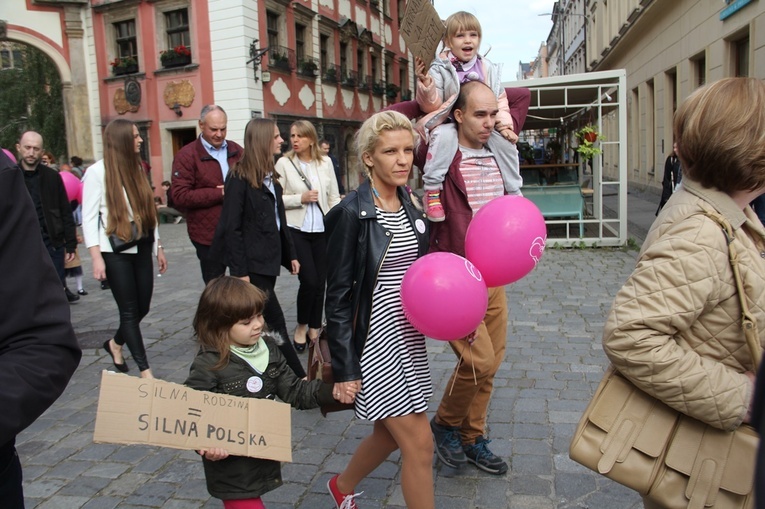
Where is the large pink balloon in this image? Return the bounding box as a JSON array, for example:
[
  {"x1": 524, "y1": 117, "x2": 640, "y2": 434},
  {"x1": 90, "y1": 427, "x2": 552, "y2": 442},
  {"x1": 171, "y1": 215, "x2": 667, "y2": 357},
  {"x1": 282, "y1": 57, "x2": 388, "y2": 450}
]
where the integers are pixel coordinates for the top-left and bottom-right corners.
[
  {"x1": 60, "y1": 170, "x2": 83, "y2": 204},
  {"x1": 465, "y1": 195, "x2": 547, "y2": 287},
  {"x1": 400, "y1": 252, "x2": 488, "y2": 341}
]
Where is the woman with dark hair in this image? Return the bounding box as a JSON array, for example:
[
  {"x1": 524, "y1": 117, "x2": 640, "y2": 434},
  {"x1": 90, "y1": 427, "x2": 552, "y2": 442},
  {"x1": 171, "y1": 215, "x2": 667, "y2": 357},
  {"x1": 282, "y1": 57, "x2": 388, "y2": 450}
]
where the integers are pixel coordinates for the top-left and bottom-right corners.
[
  {"x1": 82, "y1": 118, "x2": 168, "y2": 378},
  {"x1": 276, "y1": 120, "x2": 340, "y2": 353},
  {"x1": 211, "y1": 118, "x2": 306, "y2": 378}
]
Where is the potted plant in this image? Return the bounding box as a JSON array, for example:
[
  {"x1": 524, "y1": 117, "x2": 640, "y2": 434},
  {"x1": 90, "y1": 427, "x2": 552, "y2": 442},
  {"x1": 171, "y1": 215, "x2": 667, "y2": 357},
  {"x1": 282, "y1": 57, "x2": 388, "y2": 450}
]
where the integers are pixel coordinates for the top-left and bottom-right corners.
[
  {"x1": 385, "y1": 82, "x2": 400, "y2": 99},
  {"x1": 324, "y1": 67, "x2": 338, "y2": 83},
  {"x1": 400, "y1": 89, "x2": 412, "y2": 101},
  {"x1": 299, "y1": 59, "x2": 319, "y2": 77},
  {"x1": 372, "y1": 82, "x2": 385, "y2": 95},
  {"x1": 270, "y1": 52, "x2": 291, "y2": 71},
  {"x1": 342, "y1": 73, "x2": 356, "y2": 87},
  {"x1": 577, "y1": 124, "x2": 600, "y2": 144},
  {"x1": 111, "y1": 56, "x2": 138, "y2": 76},
  {"x1": 575, "y1": 125, "x2": 603, "y2": 161},
  {"x1": 159, "y1": 45, "x2": 192, "y2": 68}
]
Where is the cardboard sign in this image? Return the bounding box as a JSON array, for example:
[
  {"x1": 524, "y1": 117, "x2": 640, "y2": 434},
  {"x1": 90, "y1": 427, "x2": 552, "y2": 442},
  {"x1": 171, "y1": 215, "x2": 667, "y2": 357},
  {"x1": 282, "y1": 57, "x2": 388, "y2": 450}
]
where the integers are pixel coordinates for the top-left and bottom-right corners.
[
  {"x1": 93, "y1": 371, "x2": 292, "y2": 462},
  {"x1": 400, "y1": 0, "x2": 444, "y2": 65}
]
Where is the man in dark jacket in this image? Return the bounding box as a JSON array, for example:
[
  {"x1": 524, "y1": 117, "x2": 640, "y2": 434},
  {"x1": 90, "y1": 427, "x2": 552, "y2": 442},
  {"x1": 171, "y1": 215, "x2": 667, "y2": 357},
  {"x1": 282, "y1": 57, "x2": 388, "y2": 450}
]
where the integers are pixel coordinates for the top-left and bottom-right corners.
[
  {"x1": 426, "y1": 81, "x2": 525, "y2": 476},
  {"x1": 16, "y1": 131, "x2": 79, "y2": 302},
  {"x1": 320, "y1": 139, "x2": 345, "y2": 196},
  {"x1": 172, "y1": 105, "x2": 243, "y2": 283},
  {"x1": 0, "y1": 150, "x2": 82, "y2": 508},
  {"x1": 656, "y1": 147, "x2": 682, "y2": 215}
]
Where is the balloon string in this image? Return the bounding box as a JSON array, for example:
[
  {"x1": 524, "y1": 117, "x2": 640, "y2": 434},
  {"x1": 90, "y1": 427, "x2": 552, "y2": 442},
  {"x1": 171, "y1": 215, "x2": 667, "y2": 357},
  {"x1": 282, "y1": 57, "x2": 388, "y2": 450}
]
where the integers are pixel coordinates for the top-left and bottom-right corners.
[
  {"x1": 447, "y1": 343, "x2": 478, "y2": 396},
  {"x1": 448, "y1": 351, "x2": 463, "y2": 396},
  {"x1": 468, "y1": 344, "x2": 477, "y2": 385}
]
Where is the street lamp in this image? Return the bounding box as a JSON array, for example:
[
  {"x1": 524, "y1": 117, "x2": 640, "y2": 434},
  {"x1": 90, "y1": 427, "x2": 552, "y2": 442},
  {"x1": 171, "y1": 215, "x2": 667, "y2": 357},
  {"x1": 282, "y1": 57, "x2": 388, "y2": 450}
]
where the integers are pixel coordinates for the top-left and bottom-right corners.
[{"x1": 539, "y1": 9, "x2": 589, "y2": 76}]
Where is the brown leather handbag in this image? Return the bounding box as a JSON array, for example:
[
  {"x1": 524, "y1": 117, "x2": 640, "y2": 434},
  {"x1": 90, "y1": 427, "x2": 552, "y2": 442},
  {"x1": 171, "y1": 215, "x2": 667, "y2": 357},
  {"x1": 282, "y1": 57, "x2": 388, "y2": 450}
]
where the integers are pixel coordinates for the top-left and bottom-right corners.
[
  {"x1": 570, "y1": 212, "x2": 761, "y2": 509},
  {"x1": 307, "y1": 328, "x2": 354, "y2": 416}
]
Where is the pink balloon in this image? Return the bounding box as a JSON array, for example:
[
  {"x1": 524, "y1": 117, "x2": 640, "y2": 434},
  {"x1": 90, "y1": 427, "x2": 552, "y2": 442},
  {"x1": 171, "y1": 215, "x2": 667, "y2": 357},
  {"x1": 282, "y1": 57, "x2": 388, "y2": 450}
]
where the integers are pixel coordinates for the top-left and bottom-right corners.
[
  {"x1": 60, "y1": 170, "x2": 83, "y2": 204},
  {"x1": 400, "y1": 252, "x2": 488, "y2": 341},
  {"x1": 465, "y1": 195, "x2": 547, "y2": 287}
]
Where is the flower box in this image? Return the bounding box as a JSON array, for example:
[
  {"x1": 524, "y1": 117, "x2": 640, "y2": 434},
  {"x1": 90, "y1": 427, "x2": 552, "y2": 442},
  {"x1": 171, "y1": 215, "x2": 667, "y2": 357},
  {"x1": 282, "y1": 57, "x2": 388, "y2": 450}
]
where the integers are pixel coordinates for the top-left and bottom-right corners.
[
  {"x1": 111, "y1": 56, "x2": 138, "y2": 76},
  {"x1": 160, "y1": 45, "x2": 192, "y2": 69},
  {"x1": 161, "y1": 53, "x2": 191, "y2": 68}
]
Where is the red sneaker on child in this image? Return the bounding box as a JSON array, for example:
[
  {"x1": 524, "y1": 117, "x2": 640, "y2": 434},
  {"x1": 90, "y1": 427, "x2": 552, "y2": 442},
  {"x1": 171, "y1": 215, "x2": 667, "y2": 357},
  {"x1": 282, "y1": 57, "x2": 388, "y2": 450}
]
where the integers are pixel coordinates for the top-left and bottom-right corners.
[{"x1": 425, "y1": 190, "x2": 445, "y2": 222}]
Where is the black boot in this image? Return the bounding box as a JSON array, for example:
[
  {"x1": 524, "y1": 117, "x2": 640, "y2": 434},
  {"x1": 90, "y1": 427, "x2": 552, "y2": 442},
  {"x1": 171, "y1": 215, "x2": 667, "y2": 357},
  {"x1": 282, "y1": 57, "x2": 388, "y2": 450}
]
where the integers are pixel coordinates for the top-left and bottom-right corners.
[{"x1": 65, "y1": 287, "x2": 80, "y2": 303}]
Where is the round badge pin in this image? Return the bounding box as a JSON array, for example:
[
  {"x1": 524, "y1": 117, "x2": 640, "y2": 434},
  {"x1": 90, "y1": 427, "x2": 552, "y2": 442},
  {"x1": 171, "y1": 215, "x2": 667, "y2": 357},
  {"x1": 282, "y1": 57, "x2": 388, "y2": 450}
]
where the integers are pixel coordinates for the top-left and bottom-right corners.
[
  {"x1": 415, "y1": 219, "x2": 426, "y2": 234},
  {"x1": 246, "y1": 376, "x2": 263, "y2": 393}
]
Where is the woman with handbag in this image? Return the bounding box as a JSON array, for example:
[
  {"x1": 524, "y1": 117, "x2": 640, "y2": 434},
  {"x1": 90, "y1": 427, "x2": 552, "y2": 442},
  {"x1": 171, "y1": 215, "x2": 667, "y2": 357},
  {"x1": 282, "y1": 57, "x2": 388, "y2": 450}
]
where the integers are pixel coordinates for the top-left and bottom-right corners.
[
  {"x1": 275, "y1": 120, "x2": 340, "y2": 353},
  {"x1": 210, "y1": 118, "x2": 306, "y2": 378},
  {"x1": 600, "y1": 78, "x2": 765, "y2": 508},
  {"x1": 82, "y1": 119, "x2": 168, "y2": 378},
  {"x1": 324, "y1": 111, "x2": 433, "y2": 509}
]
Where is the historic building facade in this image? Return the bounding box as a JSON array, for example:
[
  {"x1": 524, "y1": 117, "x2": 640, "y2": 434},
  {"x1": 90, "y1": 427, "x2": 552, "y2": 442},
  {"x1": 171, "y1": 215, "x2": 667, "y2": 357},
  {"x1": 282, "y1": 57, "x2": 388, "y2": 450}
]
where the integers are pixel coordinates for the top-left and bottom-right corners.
[
  {"x1": 90, "y1": 0, "x2": 413, "y2": 191},
  {"x1": 586, "y1": 0, "x2": 765, "y2": 192},
  {"x1": 3, "y1": 0, "x2": 414, "y2": 192}
]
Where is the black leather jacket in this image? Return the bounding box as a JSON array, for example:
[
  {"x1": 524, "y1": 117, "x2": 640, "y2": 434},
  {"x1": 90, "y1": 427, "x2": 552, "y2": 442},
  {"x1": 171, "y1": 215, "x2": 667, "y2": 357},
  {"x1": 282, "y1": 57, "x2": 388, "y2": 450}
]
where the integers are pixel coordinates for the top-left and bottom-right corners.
[{"x1": 324, "y1": 180, "x2": 429, "y2": 382}]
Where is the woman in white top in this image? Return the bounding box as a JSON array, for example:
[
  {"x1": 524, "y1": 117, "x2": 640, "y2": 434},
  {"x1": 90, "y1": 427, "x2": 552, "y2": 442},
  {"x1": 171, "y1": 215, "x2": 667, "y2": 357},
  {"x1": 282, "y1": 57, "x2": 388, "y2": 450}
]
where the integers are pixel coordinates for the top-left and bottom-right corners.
[
  {"x1": 82, "y1": 119, "x2": 168, "y2": 378},
  {"x1": 276, "y1": 120, "x2": 341, "y2": 353}
]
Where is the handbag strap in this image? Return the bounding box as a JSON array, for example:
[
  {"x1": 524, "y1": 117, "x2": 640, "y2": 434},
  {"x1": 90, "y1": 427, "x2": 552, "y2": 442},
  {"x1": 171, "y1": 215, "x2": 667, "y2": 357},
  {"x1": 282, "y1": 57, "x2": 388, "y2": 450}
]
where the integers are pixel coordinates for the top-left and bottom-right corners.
[
  {"x1": 703, "y1": 211, "x2": 762, "y2": 370},
  {"x1": 288, "y1": 157, "x2": 312, "y2": 191}
]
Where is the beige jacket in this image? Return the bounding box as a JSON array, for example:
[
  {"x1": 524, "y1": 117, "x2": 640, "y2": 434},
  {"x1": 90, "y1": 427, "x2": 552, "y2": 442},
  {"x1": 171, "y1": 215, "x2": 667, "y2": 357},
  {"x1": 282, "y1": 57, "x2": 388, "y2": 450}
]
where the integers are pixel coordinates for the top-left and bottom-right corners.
[
  {"x1": 275, "y1": 155, "x2": 340, "y2": 229},
  {"x1": 603, "y1": 179, "x2": 765, "y2": 431}
]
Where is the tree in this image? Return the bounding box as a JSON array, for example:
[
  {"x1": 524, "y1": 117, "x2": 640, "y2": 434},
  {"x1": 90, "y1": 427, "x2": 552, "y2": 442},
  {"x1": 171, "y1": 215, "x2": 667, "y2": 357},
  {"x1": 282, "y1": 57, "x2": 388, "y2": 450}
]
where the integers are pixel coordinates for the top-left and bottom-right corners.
[{"x1": 0, "y1": 44, "x2": 66, "y2": 160}]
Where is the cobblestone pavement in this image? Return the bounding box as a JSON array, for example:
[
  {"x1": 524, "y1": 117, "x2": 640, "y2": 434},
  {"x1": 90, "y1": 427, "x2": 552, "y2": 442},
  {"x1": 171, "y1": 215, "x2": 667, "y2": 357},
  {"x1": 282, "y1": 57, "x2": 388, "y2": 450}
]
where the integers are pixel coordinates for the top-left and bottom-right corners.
[{"x1": 18, "y1": 190, "x2": 658, "y2": 508}]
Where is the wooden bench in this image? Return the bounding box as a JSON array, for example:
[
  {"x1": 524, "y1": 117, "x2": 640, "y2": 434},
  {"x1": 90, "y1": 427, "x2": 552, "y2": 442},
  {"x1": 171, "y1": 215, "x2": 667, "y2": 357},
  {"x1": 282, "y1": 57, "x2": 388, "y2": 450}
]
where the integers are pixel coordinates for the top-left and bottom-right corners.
[{"x1": 522, "y1": 184, "x2": 585, "y2": 236}]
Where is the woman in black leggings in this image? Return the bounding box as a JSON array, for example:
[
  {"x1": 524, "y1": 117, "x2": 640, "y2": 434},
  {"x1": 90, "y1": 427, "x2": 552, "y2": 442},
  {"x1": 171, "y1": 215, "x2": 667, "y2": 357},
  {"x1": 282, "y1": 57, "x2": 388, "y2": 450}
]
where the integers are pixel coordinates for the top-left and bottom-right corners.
[
  {"x1": 82, "y1": 119, "x2": 168, "y2": 378},
  {"x1": 275, "y1": 120, "x2": 341, "y2": 353}
]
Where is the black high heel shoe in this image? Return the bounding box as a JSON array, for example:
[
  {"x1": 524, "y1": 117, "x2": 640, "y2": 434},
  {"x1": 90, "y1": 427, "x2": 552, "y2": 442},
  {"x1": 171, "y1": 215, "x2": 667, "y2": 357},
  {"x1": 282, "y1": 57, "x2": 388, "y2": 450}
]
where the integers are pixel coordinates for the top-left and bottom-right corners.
[
  {"x1": 293, "y1": 326, "x2": 307, "y2": 353},
  {"x1": 103, "y1": 339, "x2": 129, "y2": 373}
]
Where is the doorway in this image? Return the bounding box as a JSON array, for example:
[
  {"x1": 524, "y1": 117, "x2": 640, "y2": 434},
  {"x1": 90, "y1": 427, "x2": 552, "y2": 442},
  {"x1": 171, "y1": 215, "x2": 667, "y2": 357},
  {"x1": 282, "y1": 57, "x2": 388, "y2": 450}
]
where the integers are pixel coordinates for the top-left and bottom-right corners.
[{"x1": 172, "y1": 128, "x2": 197, "y2": 156}]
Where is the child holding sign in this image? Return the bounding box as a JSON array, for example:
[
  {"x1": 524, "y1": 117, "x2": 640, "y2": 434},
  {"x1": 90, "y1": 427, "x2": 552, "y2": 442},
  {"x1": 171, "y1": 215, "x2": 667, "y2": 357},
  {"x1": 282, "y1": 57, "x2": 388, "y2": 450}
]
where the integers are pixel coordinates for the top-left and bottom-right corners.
[
  {"x1": 185, "y1": 276, "x2": 350, "y2": 508},
  {"x1": 415, "y1": 11, "x2": 521, "y2": 222}
]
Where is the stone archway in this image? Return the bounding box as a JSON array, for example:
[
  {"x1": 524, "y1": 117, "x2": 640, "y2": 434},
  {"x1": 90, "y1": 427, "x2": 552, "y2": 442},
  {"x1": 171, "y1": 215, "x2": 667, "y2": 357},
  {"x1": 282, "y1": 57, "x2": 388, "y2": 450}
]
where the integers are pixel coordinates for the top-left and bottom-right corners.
[{"x1": 6, "y1": 20, "x2": 93, "y2": 163}]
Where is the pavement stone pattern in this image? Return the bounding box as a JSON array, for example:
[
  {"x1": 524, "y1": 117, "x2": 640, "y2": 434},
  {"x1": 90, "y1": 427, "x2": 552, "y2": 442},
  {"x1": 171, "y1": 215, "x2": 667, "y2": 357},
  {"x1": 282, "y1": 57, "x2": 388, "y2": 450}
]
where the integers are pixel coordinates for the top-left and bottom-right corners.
[{"x1": 18, "y1": 189, "x2": 661, "y2": 508}]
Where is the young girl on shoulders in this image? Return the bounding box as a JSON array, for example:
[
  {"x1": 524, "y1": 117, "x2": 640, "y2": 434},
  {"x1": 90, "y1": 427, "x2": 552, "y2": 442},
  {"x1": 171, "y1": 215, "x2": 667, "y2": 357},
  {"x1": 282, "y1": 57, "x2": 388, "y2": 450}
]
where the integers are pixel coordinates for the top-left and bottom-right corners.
[
  {"x1": 415, "y1": 10, "x2": 521, "y2": 222},
  {"x1": 185, "y1": 276, "x2": 350, "y2": 508}
]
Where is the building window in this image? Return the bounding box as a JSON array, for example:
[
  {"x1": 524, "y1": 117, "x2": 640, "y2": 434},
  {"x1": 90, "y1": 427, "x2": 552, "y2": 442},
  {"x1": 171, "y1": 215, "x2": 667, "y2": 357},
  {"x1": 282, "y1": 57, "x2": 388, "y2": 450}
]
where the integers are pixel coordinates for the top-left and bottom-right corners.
[
  {"x1": 340, "y1": 42, "x2": 348, "y2": 74},
  {"x1": 295, "y1": 23, "x2": 306, "y2": 62},
  {"x1": 267, "y1": 11, "x2": 279, "y2": 51},
  {"x1": 371, "y1": 54, "x2": 379, "y2": 80},
  {"x1": 692, "y1": 53, "x2": 706, "y2": 88},
  {"x1": 114, "y1": 19, "x2": 138, "y2": 63},
  {"x1": 357, "y1": 48, "x2": 364, "y2": 77},
  {"x1": 735, "y1": 37, "x2": 749, "y2": 77},
  {"x1": 320, "y1": 34, "x2": 329, "y2": 71},
  {"x1": 165, "y1": 9, "x2": 190, "y2": 49},
  {"x1": 397, "y1": 0, "x2": 405, "y2": 26},
  {"x1": 1, "y1": 49, "x2": 10, "y2": 69}
]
